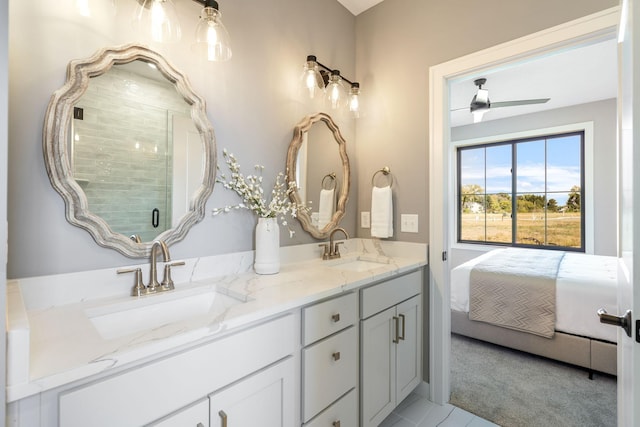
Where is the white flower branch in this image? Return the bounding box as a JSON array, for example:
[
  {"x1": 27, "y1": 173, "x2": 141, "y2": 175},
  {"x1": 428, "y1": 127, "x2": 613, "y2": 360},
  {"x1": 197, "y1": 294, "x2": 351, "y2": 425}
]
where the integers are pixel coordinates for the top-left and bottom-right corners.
[{"x1": 213, "y1": 149, "x2": 307, "y2": 236}]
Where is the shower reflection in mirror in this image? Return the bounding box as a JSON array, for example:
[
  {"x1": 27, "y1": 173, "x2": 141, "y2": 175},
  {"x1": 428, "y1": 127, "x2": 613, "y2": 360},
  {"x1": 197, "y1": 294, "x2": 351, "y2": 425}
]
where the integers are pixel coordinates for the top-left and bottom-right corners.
[{"x1": 69, "y1": 61, "x2": 202, "y2": 242}]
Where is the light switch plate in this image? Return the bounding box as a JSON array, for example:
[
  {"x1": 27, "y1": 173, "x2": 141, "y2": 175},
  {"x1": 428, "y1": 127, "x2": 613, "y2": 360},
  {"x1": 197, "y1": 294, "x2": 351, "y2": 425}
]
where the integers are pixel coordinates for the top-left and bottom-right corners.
[
  {"x1": 361, "y1": 211, "x2": 371, "y2": 228},
  {"x1": 401, "y1": 214, "x2": 419, "y2": 233}
]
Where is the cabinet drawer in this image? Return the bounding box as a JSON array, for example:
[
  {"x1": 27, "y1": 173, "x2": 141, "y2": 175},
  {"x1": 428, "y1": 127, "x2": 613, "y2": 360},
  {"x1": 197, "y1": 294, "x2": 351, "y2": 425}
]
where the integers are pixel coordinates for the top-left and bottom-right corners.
[
  {"x1": 360, "y1": 270, "x2": 421, "y2": 319},
  {"x1": 302, "y1": 326, "x2": 357, "y2": 422},
  {"x1": 303, "y1": 292, "x2": 357, "y2": 346},
  {"x1": 304, "y1": 388, "x2": 358, "y2": 427}
]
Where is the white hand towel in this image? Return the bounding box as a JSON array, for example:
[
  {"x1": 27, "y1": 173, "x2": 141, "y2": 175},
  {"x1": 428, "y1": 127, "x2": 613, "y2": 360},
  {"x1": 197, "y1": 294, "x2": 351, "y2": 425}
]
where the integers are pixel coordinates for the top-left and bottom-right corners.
[
  {"x1": 317, "y1": 188, "x2": 335, "y2": 229},
  {"x1": 371, "y1": 185, "x2": 393, "y2": 238}
]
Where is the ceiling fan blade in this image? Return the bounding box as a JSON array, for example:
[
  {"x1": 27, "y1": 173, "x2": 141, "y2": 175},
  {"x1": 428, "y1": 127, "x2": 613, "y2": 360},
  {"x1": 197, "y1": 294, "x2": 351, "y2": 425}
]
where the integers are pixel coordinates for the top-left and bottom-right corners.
[{"x1": 491, "y1": 98, "x2": 550, "y2": 108}]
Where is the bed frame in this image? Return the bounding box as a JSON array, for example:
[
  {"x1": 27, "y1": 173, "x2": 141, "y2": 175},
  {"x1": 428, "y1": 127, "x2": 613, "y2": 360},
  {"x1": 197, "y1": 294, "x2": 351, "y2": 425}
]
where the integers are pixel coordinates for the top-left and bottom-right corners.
[{"x1": 451, "y1": 309, "x2": 616, "y2": 377}]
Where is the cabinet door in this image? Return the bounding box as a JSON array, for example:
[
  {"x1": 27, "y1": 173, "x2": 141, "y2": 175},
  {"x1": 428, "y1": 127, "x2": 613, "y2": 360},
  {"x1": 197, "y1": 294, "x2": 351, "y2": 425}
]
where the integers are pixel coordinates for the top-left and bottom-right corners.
[
  {"x1": 209, "y1": 357, "x2": 295, "y2": 427},
  {"x1": 395, "y1": 294, "x2": 421, "y2": 403},
  {"x1": 149, "y1": 399, "x2": 209, "y2": 427},
  {"x1": 360, "y1": 307, "x2": 396, "y2": 427}
]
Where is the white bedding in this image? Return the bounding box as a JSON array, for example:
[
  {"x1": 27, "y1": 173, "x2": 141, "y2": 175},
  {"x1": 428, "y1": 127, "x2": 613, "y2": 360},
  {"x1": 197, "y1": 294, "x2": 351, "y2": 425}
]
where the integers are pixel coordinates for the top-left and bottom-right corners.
[{"x1": 451, "y1": 249, "x2": 618, "y2": 343}]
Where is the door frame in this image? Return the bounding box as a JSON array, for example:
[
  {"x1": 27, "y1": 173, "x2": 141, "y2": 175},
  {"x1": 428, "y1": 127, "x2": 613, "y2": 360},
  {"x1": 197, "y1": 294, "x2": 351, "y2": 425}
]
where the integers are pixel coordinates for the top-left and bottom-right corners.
[
  {"x1": 1, "y1": 0, "x2": 8, "y2": 420},
  {"x1": 428, "y1": 6, "x2": 620, "y2": 405}
]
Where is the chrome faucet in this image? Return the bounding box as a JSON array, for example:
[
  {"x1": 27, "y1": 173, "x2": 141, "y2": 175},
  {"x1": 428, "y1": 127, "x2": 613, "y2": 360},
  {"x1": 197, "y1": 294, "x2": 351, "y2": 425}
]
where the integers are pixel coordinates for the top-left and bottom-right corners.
[
  {"x1": 148, "y1": 240, "x2": 170, "y2": 293},
  {"x1": 118, "y1": 240, "x2": 184, "y2": 296},
  {"x1": 319, "y1": 227, "x2": 349, "y2": 260}
]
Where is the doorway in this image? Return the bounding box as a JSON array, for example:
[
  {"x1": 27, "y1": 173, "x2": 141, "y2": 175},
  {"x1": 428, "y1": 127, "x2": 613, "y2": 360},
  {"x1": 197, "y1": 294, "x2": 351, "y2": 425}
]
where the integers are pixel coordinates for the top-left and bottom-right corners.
[{"x1": 428, "y1": 6, "x2": 620, "y2": 406}]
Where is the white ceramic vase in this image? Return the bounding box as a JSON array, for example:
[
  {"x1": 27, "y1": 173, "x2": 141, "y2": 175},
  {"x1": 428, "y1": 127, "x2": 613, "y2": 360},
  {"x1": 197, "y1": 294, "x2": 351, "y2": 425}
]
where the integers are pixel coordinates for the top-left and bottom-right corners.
[{"x1": 254, "y1": 217, "x2": 280, "y2": 274}]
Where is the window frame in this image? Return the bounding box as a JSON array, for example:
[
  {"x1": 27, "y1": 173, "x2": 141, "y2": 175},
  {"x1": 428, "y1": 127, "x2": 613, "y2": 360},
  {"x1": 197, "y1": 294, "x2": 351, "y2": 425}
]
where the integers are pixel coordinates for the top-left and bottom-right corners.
[{"x1": 451, "y1": 122, "x2": 594, "y2": 253}]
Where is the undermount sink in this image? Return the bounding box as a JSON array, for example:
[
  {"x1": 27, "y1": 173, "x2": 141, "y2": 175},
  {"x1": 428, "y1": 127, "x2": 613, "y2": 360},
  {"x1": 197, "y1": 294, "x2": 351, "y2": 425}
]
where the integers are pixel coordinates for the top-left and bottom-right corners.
[
  {"x1": 327, "y1": 256, "x2": 391, "y2": 272},
  {"x1": 86, "y1": 287, "x2": 247, "y2": 340}
]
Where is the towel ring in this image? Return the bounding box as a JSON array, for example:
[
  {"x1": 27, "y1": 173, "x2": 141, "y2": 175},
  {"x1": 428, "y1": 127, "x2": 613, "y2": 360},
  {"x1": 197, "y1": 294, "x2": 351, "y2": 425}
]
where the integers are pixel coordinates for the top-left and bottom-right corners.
[
  {"x1": 322, "y1": 173, "x2": 337, "y2": 190},
  {"x1": 371, "y1": 166, "x2": 393, "y2": 188}
]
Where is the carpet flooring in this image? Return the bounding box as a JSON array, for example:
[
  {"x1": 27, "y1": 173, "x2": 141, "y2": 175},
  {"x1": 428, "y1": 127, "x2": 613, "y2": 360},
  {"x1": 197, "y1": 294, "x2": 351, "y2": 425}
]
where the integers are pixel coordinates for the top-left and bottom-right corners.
[{"x1": 449, "y1": 333, "x2": 617, "y2": 427}]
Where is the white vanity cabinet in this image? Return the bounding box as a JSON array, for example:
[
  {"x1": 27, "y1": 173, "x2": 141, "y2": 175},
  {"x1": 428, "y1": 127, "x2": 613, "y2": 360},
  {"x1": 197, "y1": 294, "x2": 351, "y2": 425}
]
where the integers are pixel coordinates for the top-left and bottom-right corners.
[
  {"x1": 148, "y1": 357, "x2": 295, "y2": 427},
  {"x1": 360, "y1": 271, "x2": 422, "y2": 427},
  {"x1": 301, "y1": 292, "x2": 358, "y2": 426},
  {"x1": 209, "y1": 357, "x2": 295, "y2": 427},
  {"x1": 149, "y1": 399, "x2": 209, "y2": 427},
  {"x1": 50, "y1": 314, "x2": 297, "y2": 427}
]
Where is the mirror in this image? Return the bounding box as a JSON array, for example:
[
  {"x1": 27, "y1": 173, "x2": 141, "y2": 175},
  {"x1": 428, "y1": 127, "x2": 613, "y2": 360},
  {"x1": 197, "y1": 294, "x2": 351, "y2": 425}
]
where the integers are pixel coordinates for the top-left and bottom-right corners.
[
  {"x1": 287, "y1": 113, "x2": 350, "y2": 239},
  {"x1": 43, "y1": 44, "x2": 216, "y2": 257}
]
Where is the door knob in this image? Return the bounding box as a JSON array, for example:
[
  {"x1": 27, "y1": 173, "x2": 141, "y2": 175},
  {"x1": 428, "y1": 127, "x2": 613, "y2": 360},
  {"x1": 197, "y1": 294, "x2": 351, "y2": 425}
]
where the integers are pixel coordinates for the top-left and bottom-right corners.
[{"x1": 597, "y1": 308, "x2": 632, "y2": 337}]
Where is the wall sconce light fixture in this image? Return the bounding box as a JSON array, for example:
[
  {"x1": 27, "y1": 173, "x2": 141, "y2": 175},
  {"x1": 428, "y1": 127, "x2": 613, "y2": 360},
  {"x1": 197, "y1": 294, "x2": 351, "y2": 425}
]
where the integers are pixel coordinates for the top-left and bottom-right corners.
[
  {"x1": 300, "y1": 55, "x2": 361, "y2": 117},
  {"x1": 133, "y1": 0, "x2": 182, "y2": 43},
  {"x1": 192, "y1": 0, "x2": 232, "y2": 61},
  {"x1": 133, "y1": 0, "x2": 232, "y2": 61},
  {"x1": 75, "y1": 0, "x2": 116, "y2": 18}
]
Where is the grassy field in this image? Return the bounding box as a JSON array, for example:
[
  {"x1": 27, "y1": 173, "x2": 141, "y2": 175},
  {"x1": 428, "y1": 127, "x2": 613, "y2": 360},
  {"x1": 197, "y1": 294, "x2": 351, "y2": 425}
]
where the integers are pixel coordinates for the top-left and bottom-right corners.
[{"x1": 460, "y1": 212, "x2": 581, "y2": 248}]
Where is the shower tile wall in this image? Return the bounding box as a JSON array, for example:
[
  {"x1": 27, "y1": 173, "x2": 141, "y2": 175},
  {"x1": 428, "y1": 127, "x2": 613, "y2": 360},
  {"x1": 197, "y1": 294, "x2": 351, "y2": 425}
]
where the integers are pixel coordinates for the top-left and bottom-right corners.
[{"x1": 72, "y1": 65, "x2": 191, "y2": 242}]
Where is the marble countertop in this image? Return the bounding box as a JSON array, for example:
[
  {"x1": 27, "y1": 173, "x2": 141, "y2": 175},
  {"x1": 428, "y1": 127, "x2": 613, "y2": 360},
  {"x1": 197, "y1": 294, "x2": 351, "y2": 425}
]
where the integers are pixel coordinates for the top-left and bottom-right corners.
[{"x1": 6, "y1": 239, "x2": 427, "y2": 402}]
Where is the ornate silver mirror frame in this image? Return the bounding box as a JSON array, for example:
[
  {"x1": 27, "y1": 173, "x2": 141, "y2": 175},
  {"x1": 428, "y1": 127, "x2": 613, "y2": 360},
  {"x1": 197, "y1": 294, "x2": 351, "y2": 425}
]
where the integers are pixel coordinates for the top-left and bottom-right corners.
[
  {"x1": 43, "y1": 44, "x2": 216, "y2": 257},
  {"x1": 286, "y1": 113, "x2": 350, "y2": 239}
]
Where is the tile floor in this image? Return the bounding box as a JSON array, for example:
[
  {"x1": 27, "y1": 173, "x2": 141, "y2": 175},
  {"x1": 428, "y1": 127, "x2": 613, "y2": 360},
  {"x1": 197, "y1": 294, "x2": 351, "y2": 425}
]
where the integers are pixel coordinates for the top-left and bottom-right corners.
[{"x1": 380, "y1": 392, "x2": 499, "y2": 427}]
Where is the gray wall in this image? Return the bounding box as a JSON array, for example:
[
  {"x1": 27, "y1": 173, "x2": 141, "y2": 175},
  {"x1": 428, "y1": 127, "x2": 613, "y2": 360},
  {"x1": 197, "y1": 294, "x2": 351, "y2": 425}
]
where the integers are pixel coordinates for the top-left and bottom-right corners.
[
  {"x1": 452, "y1": 98, "x2": 617, "y2": 257},
  {"x1": 7, "y1": 0, "x2": 618, "y2": 279},
  {"x1": 8, "y1": 0, "x2": 356, "y2": 278},
  {"x1": 353, "y1": 0, "x2": 618, "y2": 243}
]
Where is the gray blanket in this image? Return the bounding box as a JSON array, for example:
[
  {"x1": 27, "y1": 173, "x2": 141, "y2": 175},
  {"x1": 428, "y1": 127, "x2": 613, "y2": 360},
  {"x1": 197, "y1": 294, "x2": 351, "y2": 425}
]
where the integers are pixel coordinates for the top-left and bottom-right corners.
[{"x1": 469, "y1": 249, "x2": 565, "y2": 338}]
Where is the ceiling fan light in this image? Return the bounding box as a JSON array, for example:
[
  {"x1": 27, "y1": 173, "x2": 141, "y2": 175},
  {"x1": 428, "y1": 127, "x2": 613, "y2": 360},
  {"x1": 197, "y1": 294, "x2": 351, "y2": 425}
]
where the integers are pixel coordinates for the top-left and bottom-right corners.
[
  {"x1": 475, "y1": 88, "x2": 489, "y2": 104},
  {"x1": 473, "y1": 110, "x2": 486, "y2": 123},
  {"x1": 470, "y1": 91, "x2": 490, "y2": 112}
]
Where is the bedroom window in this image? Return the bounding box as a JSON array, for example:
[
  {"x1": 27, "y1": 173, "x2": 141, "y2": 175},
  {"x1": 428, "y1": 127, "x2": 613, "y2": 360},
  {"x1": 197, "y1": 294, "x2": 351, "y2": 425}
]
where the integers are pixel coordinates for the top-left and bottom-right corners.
[{"x1": 457, "y1": 131, "x2": 584, "y2": 251}]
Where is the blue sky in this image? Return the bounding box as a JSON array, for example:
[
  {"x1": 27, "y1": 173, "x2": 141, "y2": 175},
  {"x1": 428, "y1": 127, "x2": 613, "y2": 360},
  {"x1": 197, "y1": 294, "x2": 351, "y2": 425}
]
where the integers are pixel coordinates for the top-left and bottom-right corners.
[{"x1": 460, "y1": 134, "x2": 582, "y2": 206}]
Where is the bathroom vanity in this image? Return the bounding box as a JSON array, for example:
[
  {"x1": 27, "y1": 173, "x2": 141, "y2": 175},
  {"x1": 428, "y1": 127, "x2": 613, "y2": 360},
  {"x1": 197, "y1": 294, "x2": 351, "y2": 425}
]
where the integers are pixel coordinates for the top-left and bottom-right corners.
[
  {"x1": 21, "y1": 44, "x2": 430, "y2": 426},
  {"x1": 6, "y1": 239, "x2": 427, "y2": 426}
]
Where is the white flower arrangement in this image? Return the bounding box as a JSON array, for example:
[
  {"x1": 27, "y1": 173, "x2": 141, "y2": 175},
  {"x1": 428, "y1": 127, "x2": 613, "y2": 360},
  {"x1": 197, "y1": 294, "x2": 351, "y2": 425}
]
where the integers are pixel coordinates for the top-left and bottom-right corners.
[{"x1": 213, "y1": 149, "x2": 303, "y2": 234}]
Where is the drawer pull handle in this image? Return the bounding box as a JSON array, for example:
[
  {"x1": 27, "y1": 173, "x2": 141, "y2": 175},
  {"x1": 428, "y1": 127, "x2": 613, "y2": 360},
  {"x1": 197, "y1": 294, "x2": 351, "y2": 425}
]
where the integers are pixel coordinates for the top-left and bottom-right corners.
[
  {"x1": 398, "y1": 313, "x2": 406, "y2": 341},
  {"x1": 332, "y1": 313, "x2": 341, "y2": 322},
  {"x1": 197, "y1": 423, "x2": 205, "y2": 427},
  {"x1": 333, "y1": 421, "x2": 341, "y2": 427},
  {"x1": 332, "y1": 351, "x2": 341, "y2": 361},
  {"x1": 393, "y1": 316, "x2": 400, "y2": 343},
  {"x1": 219, "y1": 410, "x2": 228, "y2": 427}
]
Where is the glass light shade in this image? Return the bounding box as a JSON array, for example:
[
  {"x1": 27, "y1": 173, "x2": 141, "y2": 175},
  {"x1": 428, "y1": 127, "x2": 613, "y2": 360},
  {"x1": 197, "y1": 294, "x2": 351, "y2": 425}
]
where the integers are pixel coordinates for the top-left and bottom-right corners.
[
  {"x1": 193, "y1": 7, "x2": 232, "y2": 61},
  {"x1": 325, "y1": 72, "x2": 347, "y2": 110},
  {"x1": 75, "y1": 0, "x2": 116, "y2": 17},
  {"x1": 299, "y1": 56, "x2": 325, "y2": 99},
  {"x1": 348, "y1": 83, "x2": 361, "y2": 118},
  {"x1": 132, "y1": 0, "x2": 182, "y2": 43}
]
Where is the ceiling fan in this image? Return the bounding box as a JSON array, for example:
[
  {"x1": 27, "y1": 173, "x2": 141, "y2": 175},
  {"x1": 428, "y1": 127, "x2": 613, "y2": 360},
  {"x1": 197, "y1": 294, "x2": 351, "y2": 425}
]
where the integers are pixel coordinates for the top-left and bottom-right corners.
[{"x1": 457, "y1": 78, "x2": 550, "y2": 123}]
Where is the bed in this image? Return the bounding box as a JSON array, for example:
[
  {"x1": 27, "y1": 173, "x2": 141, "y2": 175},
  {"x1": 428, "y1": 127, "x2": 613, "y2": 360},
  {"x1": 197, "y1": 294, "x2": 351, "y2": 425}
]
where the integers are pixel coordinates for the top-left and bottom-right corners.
[{"x1": 451, "y1": 248, "x2": 618, "y2": 376}]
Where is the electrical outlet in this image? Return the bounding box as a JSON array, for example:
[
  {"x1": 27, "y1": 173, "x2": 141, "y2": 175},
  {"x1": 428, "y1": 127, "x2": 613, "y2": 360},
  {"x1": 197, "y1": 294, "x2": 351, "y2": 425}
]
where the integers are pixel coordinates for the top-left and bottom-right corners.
[
  {"x1": 361, "y1": 211, "x2": 371, "y2": 228},
  {"x1": 401, "y1": 214, "x2": 419, "y2": 233}
]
